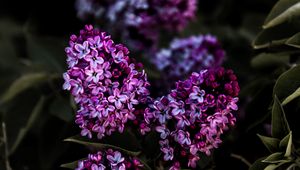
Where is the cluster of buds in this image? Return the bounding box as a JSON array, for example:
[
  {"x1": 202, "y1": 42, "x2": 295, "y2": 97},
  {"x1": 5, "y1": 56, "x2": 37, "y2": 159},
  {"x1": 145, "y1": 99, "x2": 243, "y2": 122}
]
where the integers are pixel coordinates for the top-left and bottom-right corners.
[
  {"x1": 63, "y1": 25, "x2": 150, "y2": 139},
  {"x1": 144, "y1": 67, "x2": 239, "y2": 169},
  {"x1": 76, "y1": 149, "x2": 143, "y2": 170},
  {"x1": 75, "y1": 0, "x2": 197, "y2": 51}
]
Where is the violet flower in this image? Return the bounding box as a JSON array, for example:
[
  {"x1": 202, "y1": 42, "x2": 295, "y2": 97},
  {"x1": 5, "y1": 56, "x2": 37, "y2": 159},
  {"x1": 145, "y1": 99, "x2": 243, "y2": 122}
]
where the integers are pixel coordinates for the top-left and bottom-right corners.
[
  {"x1": 75, "y1": 0, "x2": 197, "y2": 51},
  {"x1": 144, "y1": 67, "x2": 239, "y2": 169},
  {"x1": 76, "y1": 149, "x2": 144, "y2": 170},
  {"x1": 152, "y1": 35, "x2": 225, "y2": 91},
  {"x1": 63, "y1": 25, "x2": 150, "y2": 139}
]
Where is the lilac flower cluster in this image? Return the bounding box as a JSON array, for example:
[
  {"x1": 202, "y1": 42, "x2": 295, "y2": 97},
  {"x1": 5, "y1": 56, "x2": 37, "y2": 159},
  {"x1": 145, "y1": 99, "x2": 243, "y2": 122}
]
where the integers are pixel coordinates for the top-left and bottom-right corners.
[
  {"x1": 76, "y1": 149, "x2": 143, "y2": 170},
  {"x1": 144, "y1": 67, "x2": 239, "y2": 169},
  {"x1": 63, "y1": 25, "x2": 150, "y2": 139},
  {"x1": 152, "y1": 35, "x2": 225, "y2": 83},
  {"x1": 75, "y1": 0, "x2": 197, "y2": 51},
  {"x1": 123, "y1": 0, "x2": 197, "y2": 50}
]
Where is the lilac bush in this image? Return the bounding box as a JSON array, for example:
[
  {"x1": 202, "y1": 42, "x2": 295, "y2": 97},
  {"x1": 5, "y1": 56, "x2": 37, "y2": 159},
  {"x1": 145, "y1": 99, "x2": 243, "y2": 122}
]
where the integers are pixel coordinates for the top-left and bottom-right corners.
[
  {"x1": 75, "y1": 0, "x2": 197, "y2": 51},
  {"x1": 62, "y1": 25, "x2": 240, "y2": 169},
  {"x1": 152, "y1": 35, "x2": 225, "y2": 88},
  {"x1": 6, "y1": 0, "x2": 299, "y2": 170},
  {"x1": 63, "y1": 25, "x2": 150, "y2": 139},
  {"x1": 76, "y1": 149, "x2": 143, "y2": 170},
  {"x1": 144, "y1": 67, "x2": 239, "y2": 169}
]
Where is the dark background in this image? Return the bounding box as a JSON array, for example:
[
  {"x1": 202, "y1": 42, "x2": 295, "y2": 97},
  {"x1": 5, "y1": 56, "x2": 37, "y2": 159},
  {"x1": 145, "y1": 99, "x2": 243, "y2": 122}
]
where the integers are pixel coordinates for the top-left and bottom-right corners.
[{"x1": 0, "y1": 0, "x2": 279, "y2": 169}]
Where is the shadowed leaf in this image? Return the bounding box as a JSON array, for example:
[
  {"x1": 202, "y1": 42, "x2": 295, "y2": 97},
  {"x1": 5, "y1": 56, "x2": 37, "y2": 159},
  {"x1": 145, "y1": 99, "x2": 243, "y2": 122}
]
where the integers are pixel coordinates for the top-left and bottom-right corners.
[
  {"x1": 49, "y1": 97, "x2": 73, "y2": 122},
  {"x1": 286, "y1": 32, "x2": 300, "y2": 48},
  {"x1": 279, "y1": 132, "x2": 293, "y2": 157},
  {"x1": 60, "y1": 160, "x2": 81, "y2": 169},
  {"x1": 251, "y1": 52, "x2": 290, "y2": 69},
  {"x1": 64, "y1": 135, "x2": 141, "y2": 156},
  {"x1": 26, "y1": 34, "x2": 66, "y2": 73},
  {"x1": 249, "y1": 157, "x2": 268, "y2": 170},
  {"x1": 253, "y1": 22, "x2": 300, "y2": 49},
  {"x1": 9, "y1": 96, "x2": 46, "y2": 155},
  {"x1": 1, "y1": 73, "x2": 49, "y2": 104},
  {"x1": 263, "y1": 0, "x2": 300, "y2": 29},
  {"x1": 257, "y1": 134, "x2": 280, "y2": 153},
  {"x1": 272, "y1": 96, "x2": 290, "y2": 139},
  {"x1": 273, "y1": 65, "x2": 300, "y2": 102},
  {"x1": 262, "y1": 152, "x2": 283, "y2": 163},
  {"x1": 282, "y1": 87, "x2": 300, "y2": 105}
]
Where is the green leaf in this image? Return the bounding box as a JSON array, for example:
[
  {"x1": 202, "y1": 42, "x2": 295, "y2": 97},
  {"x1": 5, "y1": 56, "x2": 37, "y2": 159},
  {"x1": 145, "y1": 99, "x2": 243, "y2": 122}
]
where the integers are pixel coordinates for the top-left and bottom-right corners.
[
  {"x1": 286, "y1": 163, "x2": 300, "y2": 170},
  {"x1": 49, "y1": 97, "x2": 73, "y2": 122},
  {"x1": 285, "y1": 32, "x2": 300, "y2": 48},
  {"x1": 0, "y1": 37, "x2": 20, "y2": 71},
  {"x1": 273, "y1": 65, "x2": 300, "y2": 102},
  {"x1": 264, "y1": 164, "x2": 281, "y2": 170},
  {"x1": 264, "y1": 161, "x2": 291, "y2": 170},
  {"x1": 272, "y1": 96, "x2": 290, "y2": 139},
  {"x1": 64, "y1": 135, "x2": 141, "y2": 156},
  {"x1": 60, "y1": 160, "x2": 80, "y2": 169},
  {"x1": 258, "y1": 134, "x2": 280, "y2": 153},
  {"x1": 0, "y1": 73, "x2": 49, "y2": 103},
  {"x1": 262, "y1": 152, "x2": 284, "y2": 163},
  {"x1": 253, "y1": 22, "x2": 300, "y2": 49},
  {"x1": 285, "y1": 136, "x2": 293, "y2": 158},
  {"x1": 279, "y1": 132, "x2": 293, "y2": 157},
  {"x1": 9, "y1": 96, "x2": 46, "y2": 155},
  {"x1": 280, "y1": 133, "x2": 291, "y2": 148},
  {"x1": 263, "y1": 0, "x2": 300, "y2": 29},
  {"x1": 26, "y1": 34, "x2": 66, "y2": 73},
  {"x1": 138, "y1": 158, "x2": 152, "y2": 170},
  {"x1": 251, "y1": 52, "x2": 290, "y2": 69},
  {"x1": 0, "y1": 18, "x2": 23, "y2": 38},
  {"x1": 249, "y1": 157, "x2": 268, "y2": 170},
  {"x1": 197, "y1": 153, "x2": 213, "y2": 169},
  {"x1": 282, "y1": 87, "x2": 300, "y2": 105}
]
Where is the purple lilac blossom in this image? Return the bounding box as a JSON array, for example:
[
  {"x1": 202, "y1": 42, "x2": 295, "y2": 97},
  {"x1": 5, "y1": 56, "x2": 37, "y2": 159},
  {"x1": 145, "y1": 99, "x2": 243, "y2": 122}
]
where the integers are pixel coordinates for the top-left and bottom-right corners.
[
  {"x1": 63, "y1": 25, "x2": 150, "y2": 139},
  {"x1": 76, "y1": 149, "x2": 143, "y2": 170},
  {"x1": 145, "y1": 67, "x2": 240, "y2": 169},
  {"x1": 152, "y1": 35, "x2": 225, "y2": 89},
  {"x1": 75, "y1": 0, "x2": 197, "y2": 51}
]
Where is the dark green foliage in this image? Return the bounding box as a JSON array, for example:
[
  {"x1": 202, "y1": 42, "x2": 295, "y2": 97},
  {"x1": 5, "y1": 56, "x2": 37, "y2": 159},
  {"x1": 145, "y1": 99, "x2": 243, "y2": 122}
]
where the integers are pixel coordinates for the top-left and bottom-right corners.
[{"x1": 249, "y1": 0, "x2": 300, "y2": 169}]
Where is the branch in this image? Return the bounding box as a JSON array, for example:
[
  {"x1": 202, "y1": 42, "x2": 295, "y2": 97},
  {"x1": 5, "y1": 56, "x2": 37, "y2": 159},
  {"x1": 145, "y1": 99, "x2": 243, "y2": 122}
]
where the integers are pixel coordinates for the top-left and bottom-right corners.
[
  {"x1": 2, "y1": 122, "x2": 12, "y2": 170},
  {"x1": 230, "y1": 153, "x2": 251, "y2": 167}
]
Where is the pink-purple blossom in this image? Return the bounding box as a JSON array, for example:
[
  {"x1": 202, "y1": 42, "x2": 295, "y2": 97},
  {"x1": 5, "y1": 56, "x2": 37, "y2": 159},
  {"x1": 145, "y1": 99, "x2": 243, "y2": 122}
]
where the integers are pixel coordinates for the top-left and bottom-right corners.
[
  {"x1": 76, "y1": 149, "x2": 143, "y2": 170},
  {"x1": 75, "y1": 0, "x2": 197, "y2": 51},
  {"x1": 152, "y1": 35, "x2": 225, "y2": 91},
  {"x1": 63, "y1": 25, "x2": 150, "y2": 139},
  {"x1": 144, "y1": 67, "x2": 239, "y2": 169}
]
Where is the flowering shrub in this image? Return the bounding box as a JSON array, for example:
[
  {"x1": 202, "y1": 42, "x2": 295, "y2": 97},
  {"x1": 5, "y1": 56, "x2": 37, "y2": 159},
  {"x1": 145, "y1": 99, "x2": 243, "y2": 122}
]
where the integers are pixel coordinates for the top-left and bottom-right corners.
[
  {"x1": 3, "y1": 1, "x2": 300, "y2": 170},
  {"x1": 60, "y1": 24, "x2": 240, "y2": 169},
  {"x1": 144, "y1": 67, "x2": 239, "y2": 169},
  {"x1": 76, "y1": 149, "x2": 143, "y2": 170},
  {"x1": 63, "y1": 25, "x2": 150, "y2": 139},
  {"x1": 75, "y1": 0, "x2": 197, "y2": 51}
]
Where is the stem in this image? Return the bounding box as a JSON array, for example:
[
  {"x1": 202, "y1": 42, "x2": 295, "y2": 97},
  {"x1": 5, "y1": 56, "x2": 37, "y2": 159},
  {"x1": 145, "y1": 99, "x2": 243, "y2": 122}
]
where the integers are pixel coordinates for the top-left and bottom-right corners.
[
  {"x1": 2, "y1": 122, "x2": 12, "y2": 170},
  {"x1": 230, "y1": 153, "x2": 251, "y2": 167}
]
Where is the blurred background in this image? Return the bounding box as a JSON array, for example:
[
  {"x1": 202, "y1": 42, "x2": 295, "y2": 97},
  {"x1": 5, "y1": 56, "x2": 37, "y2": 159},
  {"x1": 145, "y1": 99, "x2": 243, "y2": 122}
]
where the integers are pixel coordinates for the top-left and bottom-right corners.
[{"x1": 0, "y1": 0, "x2": 283, "y2": 169}]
